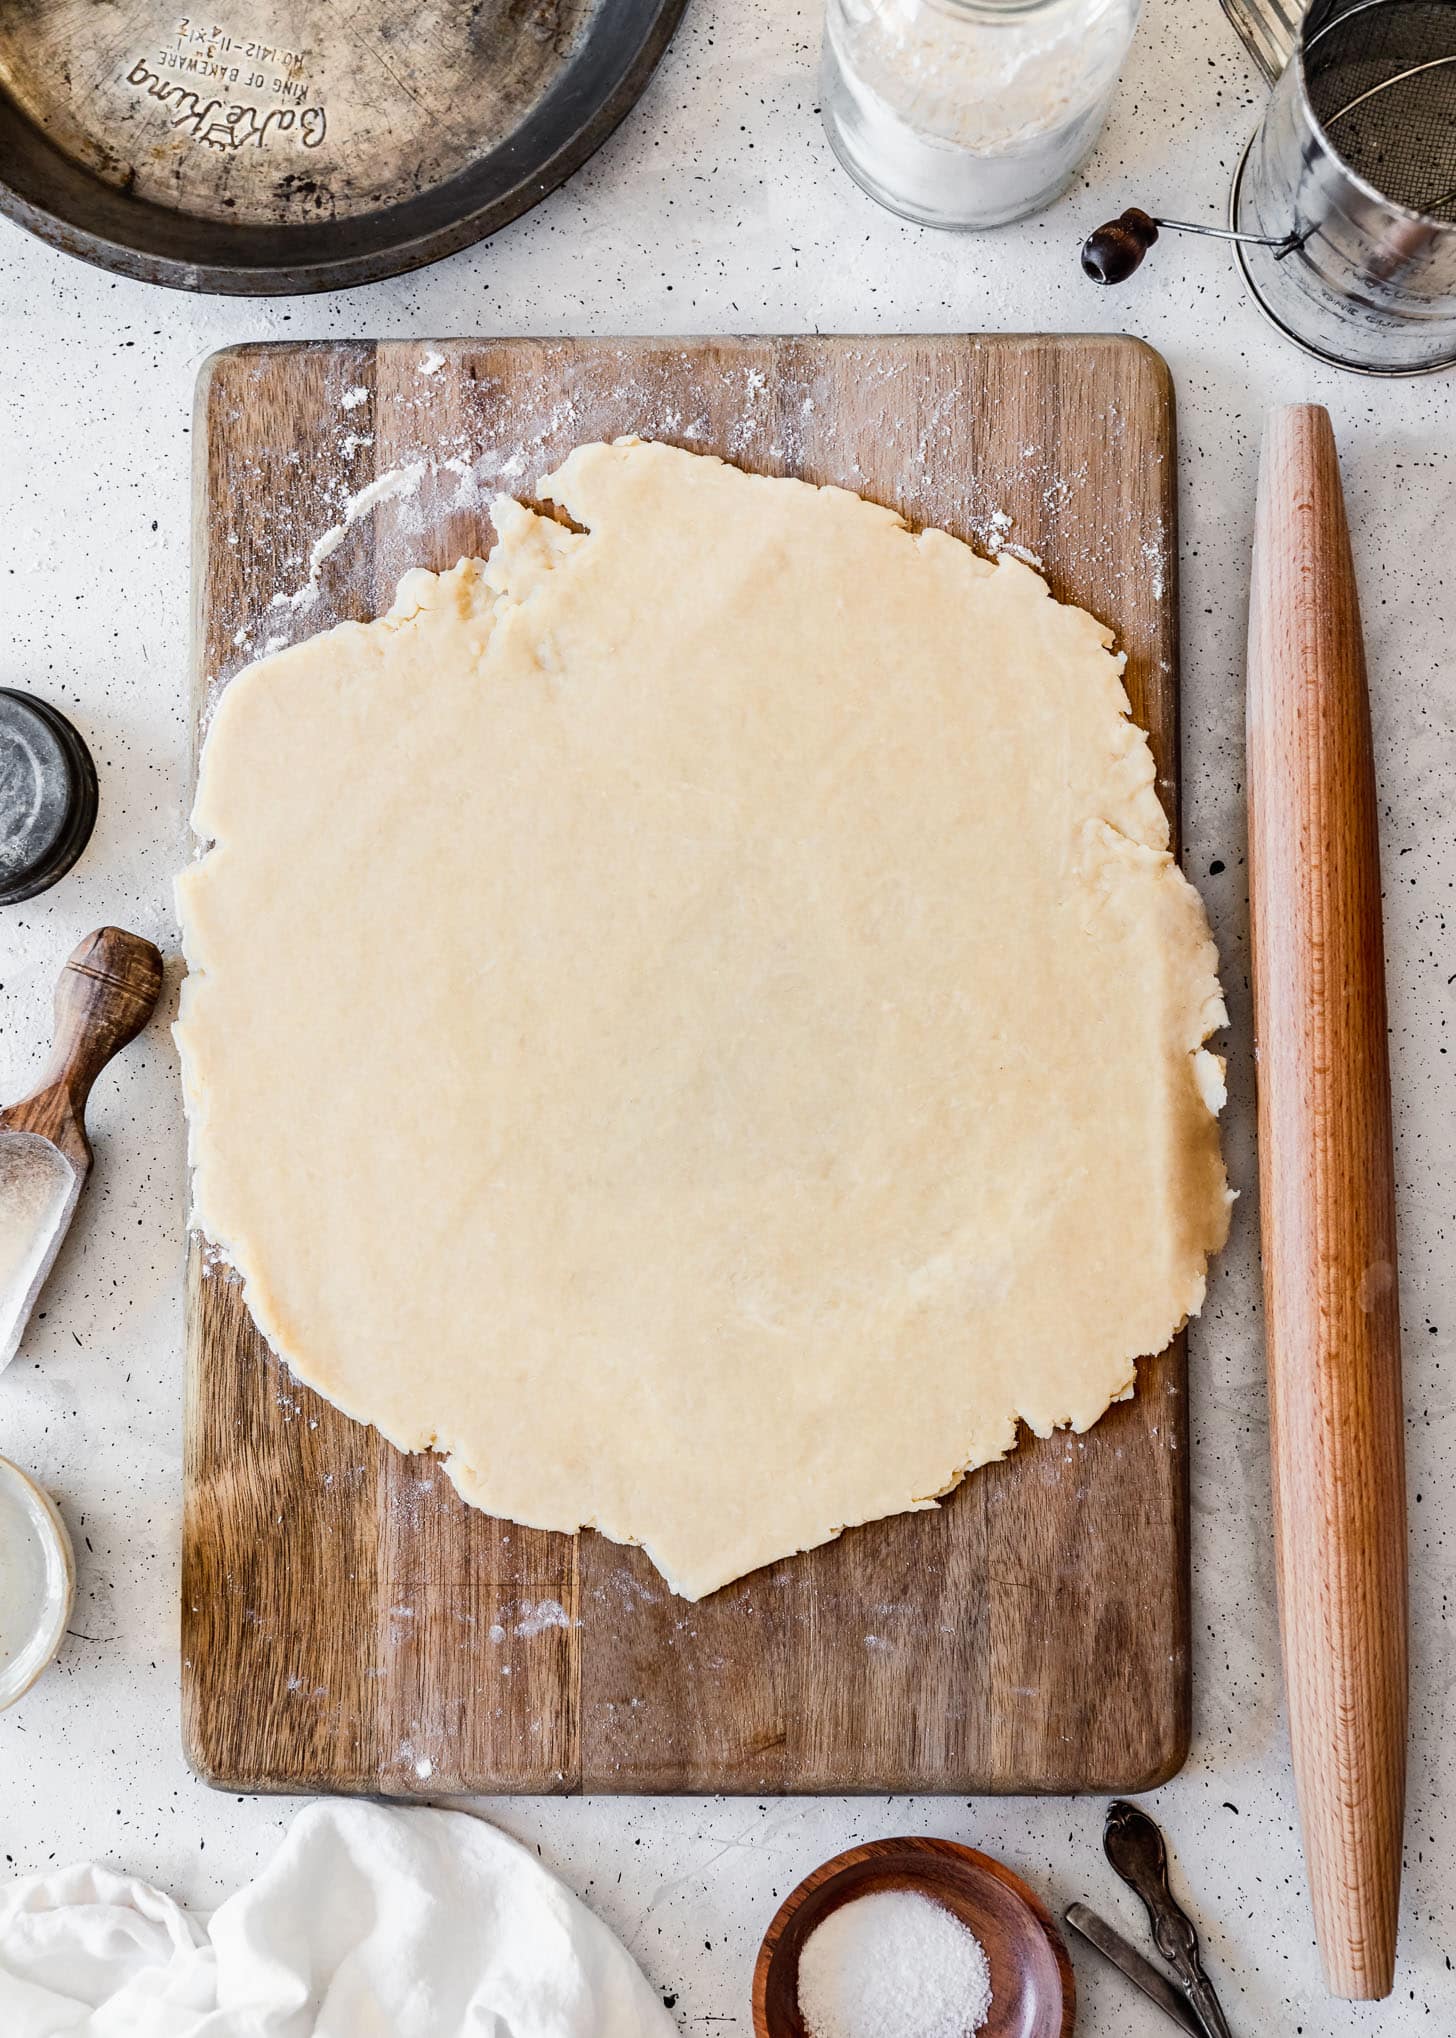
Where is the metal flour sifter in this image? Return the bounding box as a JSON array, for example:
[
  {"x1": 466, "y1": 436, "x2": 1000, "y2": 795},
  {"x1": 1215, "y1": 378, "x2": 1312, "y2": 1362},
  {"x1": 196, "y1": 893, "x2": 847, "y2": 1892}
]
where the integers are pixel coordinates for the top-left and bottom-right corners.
[{"x1": 1084, "y1": 0, "x2": 1456, "y2": 374}]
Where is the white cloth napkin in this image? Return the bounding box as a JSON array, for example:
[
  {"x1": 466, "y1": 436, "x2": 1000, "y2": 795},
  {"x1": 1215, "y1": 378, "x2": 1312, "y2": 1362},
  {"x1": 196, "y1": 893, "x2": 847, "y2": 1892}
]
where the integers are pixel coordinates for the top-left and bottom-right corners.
[{"x1": 0, "y1": 1801, "x2": 677, "y2": 2038}]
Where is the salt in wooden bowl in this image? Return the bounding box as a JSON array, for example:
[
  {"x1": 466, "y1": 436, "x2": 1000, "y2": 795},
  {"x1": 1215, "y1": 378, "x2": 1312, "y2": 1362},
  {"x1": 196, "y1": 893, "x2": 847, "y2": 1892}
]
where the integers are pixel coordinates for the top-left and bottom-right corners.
[{"x1": 753, "y1": 1836, "x2": 1074, "y2": 2038}]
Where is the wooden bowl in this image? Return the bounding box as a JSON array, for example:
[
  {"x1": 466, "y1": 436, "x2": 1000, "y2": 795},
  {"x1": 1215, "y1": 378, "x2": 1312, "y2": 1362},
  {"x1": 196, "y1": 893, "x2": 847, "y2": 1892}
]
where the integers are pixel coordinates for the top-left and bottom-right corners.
[{"x1": 752, "y1": 1837, "x2": 1074, "y2": 2038}]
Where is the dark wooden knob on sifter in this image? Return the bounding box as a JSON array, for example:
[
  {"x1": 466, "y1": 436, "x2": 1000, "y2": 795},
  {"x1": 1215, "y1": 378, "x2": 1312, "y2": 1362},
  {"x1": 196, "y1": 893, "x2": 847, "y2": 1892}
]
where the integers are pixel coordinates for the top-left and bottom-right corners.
[
  {"x1": 1081, "y1": 207, "x2": 1159, "y2": 282},
  {"x1": 1246, "y1": 405, "x2": 1407, "y2": 2000}
]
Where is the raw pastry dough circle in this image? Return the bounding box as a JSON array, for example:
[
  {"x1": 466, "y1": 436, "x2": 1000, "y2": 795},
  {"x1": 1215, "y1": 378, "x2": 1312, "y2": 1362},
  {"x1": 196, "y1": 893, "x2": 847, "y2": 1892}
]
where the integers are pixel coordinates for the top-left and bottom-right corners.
[{"x1": 177, "y1": 439, "x2": 1230, "y2": 1600}]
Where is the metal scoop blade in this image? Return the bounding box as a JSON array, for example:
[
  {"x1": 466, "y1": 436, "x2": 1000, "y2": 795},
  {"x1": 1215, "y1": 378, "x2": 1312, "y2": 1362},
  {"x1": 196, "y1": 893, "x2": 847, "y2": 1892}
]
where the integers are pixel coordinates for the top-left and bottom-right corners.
[
  {"x1": 0, "y1": 1131, "x2": 80, "y2": 1371},
  {"x1": 0, "y1": 927, "x2": 163, "y2": 1373}
]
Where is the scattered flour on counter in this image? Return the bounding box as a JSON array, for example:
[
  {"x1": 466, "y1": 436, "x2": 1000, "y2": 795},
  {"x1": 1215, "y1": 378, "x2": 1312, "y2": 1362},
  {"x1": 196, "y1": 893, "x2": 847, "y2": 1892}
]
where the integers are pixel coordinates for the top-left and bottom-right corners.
[
  {"x1": 417, "y1": 350, "x2": 446, "y2": 376},
  {"x1": 797, "y1": 1889, "x2": 993, "y2": 2038},
  {"x1": 340, "y1": 386, "x2": 369, "y2": 410}
]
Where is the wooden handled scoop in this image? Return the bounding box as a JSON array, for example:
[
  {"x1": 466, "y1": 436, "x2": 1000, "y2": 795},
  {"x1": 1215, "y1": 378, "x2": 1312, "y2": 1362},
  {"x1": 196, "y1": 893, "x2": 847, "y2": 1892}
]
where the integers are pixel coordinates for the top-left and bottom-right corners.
[
  {"x1": 0, "y1": 927, "x2": 163, "y2": 1370},
  {"x1": 1247, "y1": 404, "x2": 1407, "y2": 1999}
]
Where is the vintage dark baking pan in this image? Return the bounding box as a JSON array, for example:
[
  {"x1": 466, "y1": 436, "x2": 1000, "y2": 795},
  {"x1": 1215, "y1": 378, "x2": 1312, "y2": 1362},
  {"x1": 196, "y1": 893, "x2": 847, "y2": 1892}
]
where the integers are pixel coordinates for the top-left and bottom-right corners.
[{"x1": 0, "y1": 0, "x2": 686, "y2": 294}]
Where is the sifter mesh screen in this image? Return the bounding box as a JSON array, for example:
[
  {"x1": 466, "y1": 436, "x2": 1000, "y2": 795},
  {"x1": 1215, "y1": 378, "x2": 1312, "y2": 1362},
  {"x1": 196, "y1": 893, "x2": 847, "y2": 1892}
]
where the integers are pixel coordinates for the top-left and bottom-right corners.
[{"x1": 1305, "y1": 0, "x2": 1456, "y2": 219}]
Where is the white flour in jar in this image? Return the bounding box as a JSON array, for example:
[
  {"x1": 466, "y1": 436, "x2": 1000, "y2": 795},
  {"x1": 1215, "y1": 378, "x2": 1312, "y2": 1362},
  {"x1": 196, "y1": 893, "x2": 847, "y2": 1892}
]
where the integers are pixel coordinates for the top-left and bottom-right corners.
[
  {"x1": 822, "y1": 0, "x2": 1139, "y2": 229},
  {"x1": 797, "y1": 1887, "x2": 993, "y2": 2038}
]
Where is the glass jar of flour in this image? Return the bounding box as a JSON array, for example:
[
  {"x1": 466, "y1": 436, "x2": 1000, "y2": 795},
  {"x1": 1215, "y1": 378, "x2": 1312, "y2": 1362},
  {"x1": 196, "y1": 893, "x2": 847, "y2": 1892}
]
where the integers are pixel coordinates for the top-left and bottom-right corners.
[{"x1": 821, "y1": 0, "x2": 1141, "y2": 229}]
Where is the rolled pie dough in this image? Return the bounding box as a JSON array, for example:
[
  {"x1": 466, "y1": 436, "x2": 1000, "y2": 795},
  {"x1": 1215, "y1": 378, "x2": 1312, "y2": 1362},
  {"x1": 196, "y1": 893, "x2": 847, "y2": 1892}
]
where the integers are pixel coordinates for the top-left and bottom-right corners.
[{"x1": 176, "y1": 439, "x2": 1231, "y2": 1601}]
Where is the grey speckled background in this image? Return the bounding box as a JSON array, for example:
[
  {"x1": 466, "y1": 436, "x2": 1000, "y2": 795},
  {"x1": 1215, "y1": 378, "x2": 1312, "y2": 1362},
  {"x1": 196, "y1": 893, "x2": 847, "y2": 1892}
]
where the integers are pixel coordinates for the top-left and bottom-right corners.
[{"x1": 0, "y1": 2, "x2": 1451, "y2": 2031}]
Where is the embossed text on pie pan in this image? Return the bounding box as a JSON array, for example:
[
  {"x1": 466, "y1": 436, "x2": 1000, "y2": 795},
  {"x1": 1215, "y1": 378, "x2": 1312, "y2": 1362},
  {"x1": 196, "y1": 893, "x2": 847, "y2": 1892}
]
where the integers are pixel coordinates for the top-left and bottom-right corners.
[{"x1": 0, "y1": 0, "x2": 685, "y2": 295}]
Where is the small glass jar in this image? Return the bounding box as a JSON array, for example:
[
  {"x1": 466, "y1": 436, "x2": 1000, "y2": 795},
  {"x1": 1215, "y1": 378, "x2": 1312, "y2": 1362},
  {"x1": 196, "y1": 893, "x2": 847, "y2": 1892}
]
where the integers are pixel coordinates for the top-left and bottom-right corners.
[{"x1": 821, "y1": 0, "x2": 1142, "y2": 231}]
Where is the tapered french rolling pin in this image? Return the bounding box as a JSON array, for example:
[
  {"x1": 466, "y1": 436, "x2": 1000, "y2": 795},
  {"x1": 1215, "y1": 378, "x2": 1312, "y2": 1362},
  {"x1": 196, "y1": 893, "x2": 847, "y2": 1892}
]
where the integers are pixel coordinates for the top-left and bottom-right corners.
[{"x1": 1247, "y1": 404, "x2": 1407, "y2": 2000}]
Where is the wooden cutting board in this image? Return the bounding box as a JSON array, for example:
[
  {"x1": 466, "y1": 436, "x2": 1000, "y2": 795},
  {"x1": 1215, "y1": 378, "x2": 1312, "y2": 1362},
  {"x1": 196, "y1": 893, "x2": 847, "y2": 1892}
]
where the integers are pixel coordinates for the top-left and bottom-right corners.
[{"x1": 184, "y1": 334, "x2": 1188, "y2": 1795}]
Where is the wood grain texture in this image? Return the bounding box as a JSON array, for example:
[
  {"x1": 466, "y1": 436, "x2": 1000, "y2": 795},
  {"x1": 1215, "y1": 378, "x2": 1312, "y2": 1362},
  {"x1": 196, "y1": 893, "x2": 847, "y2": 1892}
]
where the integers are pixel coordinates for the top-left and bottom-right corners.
[
  {"x1": 751, "y1": 1836, "x2": 1074, "y2": 2038},
  {"x1": 1246, "y1": 404, "x2": 1407, "y2": 2000},
  {"x1": 184, "y1": 334, "x2": 1189, "y2": 1796},
  {"x1": 0, "y1": 928, "x2": 163, "y2": 1170}
]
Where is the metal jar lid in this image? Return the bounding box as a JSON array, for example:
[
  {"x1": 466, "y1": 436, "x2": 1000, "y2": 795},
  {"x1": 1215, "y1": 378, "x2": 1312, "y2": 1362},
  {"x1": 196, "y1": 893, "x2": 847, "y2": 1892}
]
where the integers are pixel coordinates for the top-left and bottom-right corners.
[{"x1": 0, "y1": 692, "x2": 99, "y2": 907}]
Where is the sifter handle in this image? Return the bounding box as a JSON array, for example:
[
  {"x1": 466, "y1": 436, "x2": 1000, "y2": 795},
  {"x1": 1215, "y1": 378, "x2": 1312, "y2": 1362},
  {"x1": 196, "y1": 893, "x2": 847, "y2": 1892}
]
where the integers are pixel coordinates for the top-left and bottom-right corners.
[{"x1": 1246, "y1": 405, "x2": 1407, "y2": 2000}]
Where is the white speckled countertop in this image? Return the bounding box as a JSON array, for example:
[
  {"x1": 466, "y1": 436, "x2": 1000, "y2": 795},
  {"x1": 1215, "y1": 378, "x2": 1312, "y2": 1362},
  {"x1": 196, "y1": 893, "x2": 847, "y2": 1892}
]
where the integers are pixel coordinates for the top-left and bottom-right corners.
[{"x1": 0, "y1": 2, "x2": 1451, "y2": 2030}]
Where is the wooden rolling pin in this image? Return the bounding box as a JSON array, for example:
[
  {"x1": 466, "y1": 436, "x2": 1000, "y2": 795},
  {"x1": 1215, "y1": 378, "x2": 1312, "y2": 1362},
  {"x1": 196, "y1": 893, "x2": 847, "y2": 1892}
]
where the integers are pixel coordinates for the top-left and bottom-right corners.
[{"x1": 1247, "y1": 404, "x2": 1407, "y2": 2000}]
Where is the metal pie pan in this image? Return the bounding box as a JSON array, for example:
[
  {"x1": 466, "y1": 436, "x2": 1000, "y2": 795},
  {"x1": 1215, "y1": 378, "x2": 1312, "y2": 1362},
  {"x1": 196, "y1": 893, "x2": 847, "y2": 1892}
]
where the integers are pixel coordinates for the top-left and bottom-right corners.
[{"x1": 0, "y1": 0, "x2": 685, "y2": 295}]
